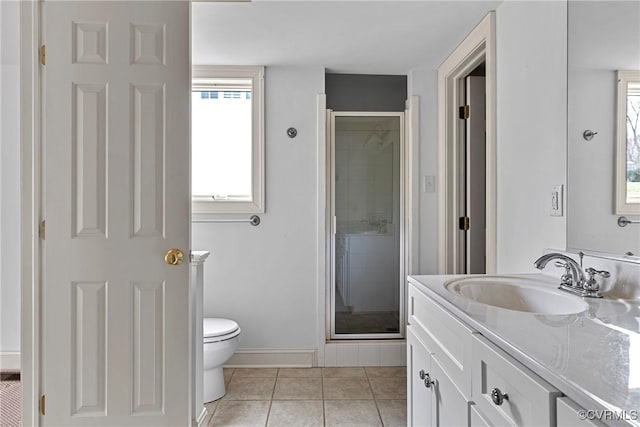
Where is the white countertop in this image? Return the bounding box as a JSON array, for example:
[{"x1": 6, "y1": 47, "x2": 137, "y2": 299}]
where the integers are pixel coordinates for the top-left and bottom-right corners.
[{"x1": 408, "y1": 273, "x2": 640, "y2": 426}]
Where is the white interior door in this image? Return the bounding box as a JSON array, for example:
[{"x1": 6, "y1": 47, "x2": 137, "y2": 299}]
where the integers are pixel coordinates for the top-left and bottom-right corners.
[
  {"x1": 42, "y1": 1, "x2": 190, "y2": 425},
  {"x1": 465, "y1": 75, "x2": 486, "y2": 274}
]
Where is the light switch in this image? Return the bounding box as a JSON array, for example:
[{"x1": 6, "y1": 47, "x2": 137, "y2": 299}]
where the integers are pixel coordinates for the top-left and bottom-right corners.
[
  {"x1": 423, "y1": 175, "x2": 435, "y2": 193},
  {"x1": 551, "y1": 185, "x2": 563, "y2": 216}
]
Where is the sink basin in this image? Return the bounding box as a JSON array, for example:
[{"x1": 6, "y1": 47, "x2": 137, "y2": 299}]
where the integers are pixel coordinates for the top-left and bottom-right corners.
[{"x1": 444, "y1": 276, "x2": 589, "y2": 315}]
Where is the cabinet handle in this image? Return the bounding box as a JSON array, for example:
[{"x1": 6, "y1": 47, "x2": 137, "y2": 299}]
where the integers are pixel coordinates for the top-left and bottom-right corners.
[
  {"x1": 418, "y1": 370, "x2": 435, "y2": 388},
  {"x1": 424, "y1": 373, "x2": 435, "y2": 388},
  {"x1": 424, "y1": 374, "x2": 436, "y2": 388},
  {"x1": 491, "y1": 387, "x2": 509, "y2": 405}
]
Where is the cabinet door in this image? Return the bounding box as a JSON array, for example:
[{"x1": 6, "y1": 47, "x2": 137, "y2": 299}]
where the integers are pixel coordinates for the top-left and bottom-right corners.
[
  {"x1": 408, "y1": 327, "x2": 470, "y2": 427},
  {"x1": 431, "y1": 357, "x2": 469, "y2": 426},
  {"x1": 408, "y1": 327, "x2": 434, "y2": 426}
]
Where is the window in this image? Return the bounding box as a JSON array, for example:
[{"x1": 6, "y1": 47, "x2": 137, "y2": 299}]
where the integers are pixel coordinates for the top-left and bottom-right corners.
[
  {"x1": 192, "y1": 66, "x2": 264, "y2": 213},
  {"x1": 616, "y1": 70, "x2": 640, "y2": 214}
]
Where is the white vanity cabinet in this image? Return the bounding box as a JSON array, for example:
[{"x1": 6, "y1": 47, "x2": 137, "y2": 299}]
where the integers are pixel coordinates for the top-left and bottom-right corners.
[
  {"x1": 408, "y1": 273, "x2": 640, "y2": 427},
  {"x1": 407, "y1": 282, "x2": 562, "y2": 427}
]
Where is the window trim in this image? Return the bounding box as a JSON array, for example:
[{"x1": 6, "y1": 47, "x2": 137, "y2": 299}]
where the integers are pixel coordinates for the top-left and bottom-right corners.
[
  {"x1": 616, "y1": 70, "x2": 640, "y2": 215},
  {"x1": 191, "y1": 65, "x2": 265, "y2": 214}
]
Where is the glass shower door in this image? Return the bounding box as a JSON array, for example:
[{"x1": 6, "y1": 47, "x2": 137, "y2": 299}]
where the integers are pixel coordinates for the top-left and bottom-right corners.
[{"x1": 330, "y1": 112, "x2": 404, "y2": 339}]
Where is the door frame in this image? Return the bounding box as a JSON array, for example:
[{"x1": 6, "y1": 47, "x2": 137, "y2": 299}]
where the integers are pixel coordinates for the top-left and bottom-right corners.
[
  {"x1": 315, "y1": 99, "x2": 418, "y2": 362},
  {"x1": 20, "y1": 1, "x2": 41, "y2": 425},
  {"x1": 463, "y1": 75, "x2": 487, "y2": 274},
  {"x1": 438, "y1": 11, "x2": 497, "y2": 274},
  {"x1": 327, "y1": 110, "x2": 406, "y2": 341}
]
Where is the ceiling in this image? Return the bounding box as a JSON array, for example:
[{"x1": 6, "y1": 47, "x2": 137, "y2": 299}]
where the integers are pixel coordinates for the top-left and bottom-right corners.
[{"x1": 192, "y1": 1, "x2": 502, "y2": 75}]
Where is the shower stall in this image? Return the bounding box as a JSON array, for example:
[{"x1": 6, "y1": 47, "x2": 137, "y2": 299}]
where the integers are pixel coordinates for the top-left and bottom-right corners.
[{"x1": 329, "y1": 111, "x2": 404, "y2": 340}]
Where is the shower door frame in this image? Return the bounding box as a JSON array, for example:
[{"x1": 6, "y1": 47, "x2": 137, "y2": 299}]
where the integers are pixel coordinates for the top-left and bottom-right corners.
[{"x1": 328, "y1": 111, "x2": 406, "y2": 341}]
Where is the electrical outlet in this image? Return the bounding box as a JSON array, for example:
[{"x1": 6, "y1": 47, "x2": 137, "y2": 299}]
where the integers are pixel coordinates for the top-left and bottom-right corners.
[{"x1": 551, "y1": 185, "x2": 563, "y2": 216}]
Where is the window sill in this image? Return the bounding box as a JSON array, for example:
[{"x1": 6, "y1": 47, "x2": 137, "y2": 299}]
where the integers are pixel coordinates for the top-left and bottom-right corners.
[{"x1": 192, "y1": 200, "x2": 264, "y2": 216}]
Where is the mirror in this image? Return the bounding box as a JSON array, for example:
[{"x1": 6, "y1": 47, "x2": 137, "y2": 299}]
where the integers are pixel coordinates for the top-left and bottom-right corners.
[{"x1": 567, "y1": 0, "x2": 640, "y2": 256}]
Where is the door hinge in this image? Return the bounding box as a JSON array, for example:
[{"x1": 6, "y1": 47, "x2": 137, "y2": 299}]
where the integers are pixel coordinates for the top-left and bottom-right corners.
[
  {"x1": 39, "y1": 394, "x2": 45, "y2": 415},
  {"x1": 40, "y1": 45, "x2": 46, "y2": 66},
  {"x1": 39, "y1": 220, "x2": 46, "y2": 240},
  {"x1": 459, "y1": 216, "x2": 470, "y2": 231},
  {"x1": 459, "y1": 105, "x2": 470, "y2": 119}
]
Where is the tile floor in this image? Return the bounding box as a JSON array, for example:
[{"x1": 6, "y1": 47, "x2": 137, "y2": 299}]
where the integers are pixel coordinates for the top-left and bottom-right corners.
[{"x1": 203, "y1": 367, "x2": 407, "y2": 427}]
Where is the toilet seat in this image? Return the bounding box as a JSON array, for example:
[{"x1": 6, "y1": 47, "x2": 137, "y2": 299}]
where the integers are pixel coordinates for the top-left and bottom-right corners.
[{"x1": 204, "y1": 318, "x2": 241, "y2": 343}]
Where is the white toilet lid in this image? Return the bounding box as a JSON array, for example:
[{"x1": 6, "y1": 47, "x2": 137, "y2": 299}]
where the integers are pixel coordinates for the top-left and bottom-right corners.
[{"x1": 204, "y1": 318, "x2": 240, "y2": 338}]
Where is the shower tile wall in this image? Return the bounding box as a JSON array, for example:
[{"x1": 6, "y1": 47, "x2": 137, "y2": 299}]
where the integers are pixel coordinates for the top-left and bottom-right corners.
[{"x1": 335, "y1": 132, "x2": 395, "y2": 231}]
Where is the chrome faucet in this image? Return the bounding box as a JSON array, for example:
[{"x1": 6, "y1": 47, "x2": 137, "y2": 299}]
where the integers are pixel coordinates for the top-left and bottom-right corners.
[{"x1": 533, "y1": 253, "x2": 604, "y2": 298}]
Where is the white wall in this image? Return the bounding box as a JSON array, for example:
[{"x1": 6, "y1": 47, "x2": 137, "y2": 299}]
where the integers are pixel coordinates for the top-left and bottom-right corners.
[
  {"x1": 0, "y1": 0, "x2": 21, "y2": 355},
  {"x1": 408, "y1": 69, "x2": 440, "y2": 274},
  {"x1": 192, "y1": 66, "x2": 324, "y2": 350},
  {"x1": 408, "y1": 2, "x2": 569, "y2": 275},
  {"x1": 495, "y1": 0, "x2": 567, "y2": 272}
]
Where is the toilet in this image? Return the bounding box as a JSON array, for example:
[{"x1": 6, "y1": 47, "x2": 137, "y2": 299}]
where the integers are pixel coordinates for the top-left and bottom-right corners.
[{"x1": 203, "y1": 317, "x2": 241, "y2": 402}]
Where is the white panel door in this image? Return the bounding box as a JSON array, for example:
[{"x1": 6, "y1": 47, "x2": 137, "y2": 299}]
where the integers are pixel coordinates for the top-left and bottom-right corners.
[{"x1": 42, "y1": 1, "x2": 190, "y2": 425}]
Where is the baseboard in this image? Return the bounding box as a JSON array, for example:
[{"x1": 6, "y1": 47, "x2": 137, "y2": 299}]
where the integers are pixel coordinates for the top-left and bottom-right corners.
[
  {"x1": 195, "y1": 407, "x2": 208, "y2": 427},
  {"x1": 225, "y1": 349, "x2": 317, "y2": 368},
  {"x1": 0, "y1": 352, "x2": 20, "y2": 372}
]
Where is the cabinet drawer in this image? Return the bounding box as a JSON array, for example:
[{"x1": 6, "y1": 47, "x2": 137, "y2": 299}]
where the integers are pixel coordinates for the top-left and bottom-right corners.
[
  {"x1": 557, "y1": 397, "x2": 605, "y2": 427},
  {"x1": 472, "y1": 334, "x2": 561, "y2": 426},
  {"x1": 408, "y1": 284, "x2": 473, "y2": 399}
]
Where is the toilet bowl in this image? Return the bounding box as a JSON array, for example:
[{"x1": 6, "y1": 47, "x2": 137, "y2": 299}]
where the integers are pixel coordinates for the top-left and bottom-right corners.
[{"x1": 203, "y1": 318, "x2": 241, "y2": 403}]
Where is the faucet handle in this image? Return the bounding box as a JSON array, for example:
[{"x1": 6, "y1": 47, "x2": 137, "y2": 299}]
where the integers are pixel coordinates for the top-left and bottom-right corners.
[
  {"x1": 585, "y1": 267, "x2": 611, "y2": 278},
  {"x1": 554, "y1": 261, "x2": 574, "y2": 286},
  {"x1": 584, "y1": 267, "x2": 610, "y2": 291}
]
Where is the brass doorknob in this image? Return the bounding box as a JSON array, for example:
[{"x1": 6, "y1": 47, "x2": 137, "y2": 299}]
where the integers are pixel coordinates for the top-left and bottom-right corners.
[{"x1": 165, "y1": 248, "x2": 184, "y2": 266}]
